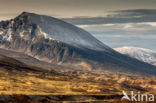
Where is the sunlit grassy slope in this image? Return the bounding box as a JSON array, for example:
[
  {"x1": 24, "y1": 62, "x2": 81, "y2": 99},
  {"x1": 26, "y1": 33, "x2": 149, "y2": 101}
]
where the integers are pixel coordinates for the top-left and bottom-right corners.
[
  {"x1": 0, "y1": 54, "x2": 156, "y2": 102},
  {"x1": 0, "y1": 54, "x2": 156, "y2": 95}
]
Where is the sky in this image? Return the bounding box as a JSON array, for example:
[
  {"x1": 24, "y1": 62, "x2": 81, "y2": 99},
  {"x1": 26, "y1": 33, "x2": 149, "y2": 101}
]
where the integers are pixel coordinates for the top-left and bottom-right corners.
[
  {"x1": 0, "y1": 0, "x2": 156, "y2": 50},
  {"x1": 1, "y1": 0, "x2": 156, "y2": 19}
]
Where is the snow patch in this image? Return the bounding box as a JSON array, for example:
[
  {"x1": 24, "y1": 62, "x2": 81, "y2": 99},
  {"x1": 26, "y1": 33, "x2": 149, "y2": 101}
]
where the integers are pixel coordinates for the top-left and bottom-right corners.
[
  {"x1": 0, "y1": 31, "x2": 3, "y2": 35},
  {"x1": 38, "y1": 27, "x2": 56, "y2": 41},
  {"x1": 19, "y1": 31, "x2": 25, "y2": 37},
  {"x1": 3, "y1": 28, "x2": 12, "y2": 41}
]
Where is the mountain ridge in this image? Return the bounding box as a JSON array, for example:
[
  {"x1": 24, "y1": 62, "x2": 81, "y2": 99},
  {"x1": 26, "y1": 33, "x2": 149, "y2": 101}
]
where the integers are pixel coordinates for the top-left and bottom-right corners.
[
  {"x1": 17, "y1": 12, "x2": 112, "y2": 51},
  {"x1": 115, "y1": 46, "x2": 156, "y2": 66},
  {"x1": 0, "y1": 12, "x2": 156, "y2": 76}
]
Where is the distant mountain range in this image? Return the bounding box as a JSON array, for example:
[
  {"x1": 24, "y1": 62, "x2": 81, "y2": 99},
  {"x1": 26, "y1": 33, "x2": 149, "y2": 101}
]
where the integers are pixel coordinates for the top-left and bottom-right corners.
[
  {"x1": 115, "y1": 46, "x2": 156, "y2": 66},
  {"x1": 0, "y1": 12, "x2": 156, "y2": 76}
]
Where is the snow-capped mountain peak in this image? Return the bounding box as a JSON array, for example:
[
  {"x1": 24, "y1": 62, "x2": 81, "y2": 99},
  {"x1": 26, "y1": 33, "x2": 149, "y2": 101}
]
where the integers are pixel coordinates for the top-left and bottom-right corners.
[
  {"x1": 114, "y1": 46, "x2": 156, "y2": 66},
  {"x1": 17, "y1": 12, "x2": 111, "y2": 51}
]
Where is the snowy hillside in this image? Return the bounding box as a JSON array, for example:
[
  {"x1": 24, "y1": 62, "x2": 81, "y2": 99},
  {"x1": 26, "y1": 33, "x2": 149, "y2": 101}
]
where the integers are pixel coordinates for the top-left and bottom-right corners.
[
  {"x1": 115, "y1": 46, "x2": 156, "y2": 66},
  {"x1": 25, "y1": 12, "x2": 112, "y2": 51}
]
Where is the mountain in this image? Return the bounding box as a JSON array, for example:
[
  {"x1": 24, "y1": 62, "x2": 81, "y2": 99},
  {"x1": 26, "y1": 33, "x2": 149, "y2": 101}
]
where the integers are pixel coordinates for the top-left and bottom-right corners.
[
  {"x1": 114, "y1": 46, "x2": 156, "y2": 66},
  {"x1": 0, "y1": 12, "x2": 156, "y2": 75},
  {"x1": 0, "y1": 48, "x2": 65, "y2": 70},
  {"x1": 0, "y1": 54, "x2": 44, "y2": 72}
]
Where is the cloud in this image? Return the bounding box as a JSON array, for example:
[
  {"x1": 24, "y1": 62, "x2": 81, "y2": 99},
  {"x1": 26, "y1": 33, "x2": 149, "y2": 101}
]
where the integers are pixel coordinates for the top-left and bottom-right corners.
[
  {"x1": 77, "y1": 22, "x2": 156, "y2": 50},
  {"x1": 62, "y1": 9, "x2": 156, "y2": 25},
  {"x1": 77, "y1": 22, "x2": 156, "y2": 33}
]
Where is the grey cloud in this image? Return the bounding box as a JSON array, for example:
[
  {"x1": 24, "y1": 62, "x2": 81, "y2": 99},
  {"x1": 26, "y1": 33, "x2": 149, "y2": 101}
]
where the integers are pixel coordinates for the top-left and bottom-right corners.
[
  {"x1": 0, "y1": 13, "x2": 18, "y2": 21},
  {"x1": 77, "y1": 22, "x2": 156, "y2": 50},
  {"x1": 62, "y1": 9, "x2": 156, "y2": 25}
]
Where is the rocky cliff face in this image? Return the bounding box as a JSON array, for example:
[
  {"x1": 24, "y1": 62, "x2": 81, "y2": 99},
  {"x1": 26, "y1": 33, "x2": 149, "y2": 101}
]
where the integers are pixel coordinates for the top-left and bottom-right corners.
[
  {"x1": 0, "y1": 12, "x2": 156, "y2": 75},
  {"x1": 0, "y1": 12, "x2": 74, "y2": 63}
]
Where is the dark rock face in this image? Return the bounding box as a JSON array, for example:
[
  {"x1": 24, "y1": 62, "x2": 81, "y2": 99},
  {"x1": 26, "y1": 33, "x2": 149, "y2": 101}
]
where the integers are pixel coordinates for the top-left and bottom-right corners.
[
  {"x1": 0, "y1": 12, "x2": 156, "y2": 75},
  {"x1": 0, "y1": 13, "x2": 79, "y2": 64}
]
